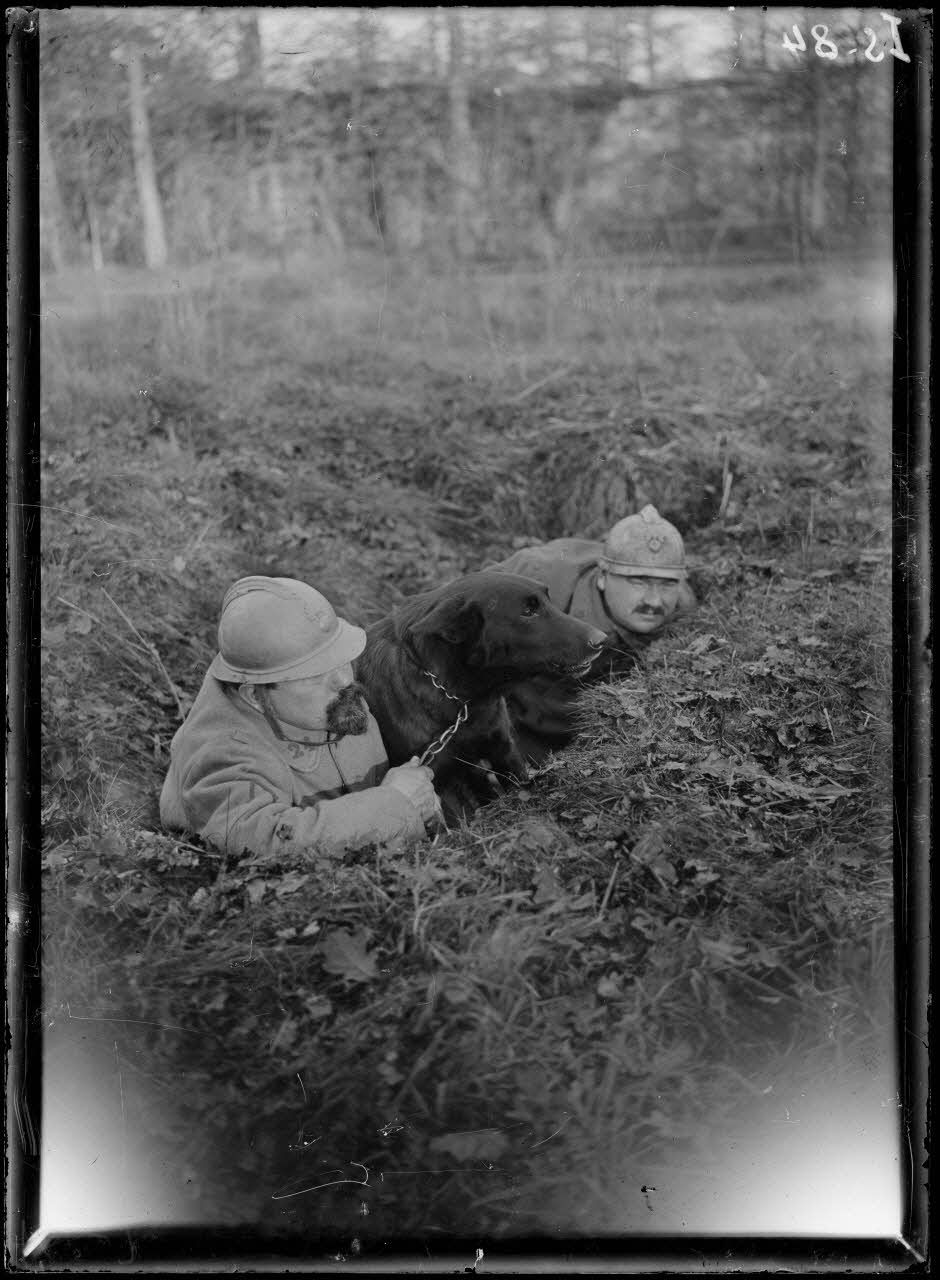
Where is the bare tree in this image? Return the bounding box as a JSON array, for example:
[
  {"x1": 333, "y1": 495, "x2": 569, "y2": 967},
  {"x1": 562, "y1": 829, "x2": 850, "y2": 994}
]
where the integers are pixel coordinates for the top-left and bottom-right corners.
[
  {"x1": 608, "y1": 9, "x2": 628, "y2": 80},
  {"x1": 756, "y1": 7, "x2": 769, "y2": 69},
  {"x1": 39, "y1": 109, "x2": 68, "y2": 272},
  {"x1": 426, "y1": 7, "x2": 445, "y2": 81},
  {"x1": 806, "y1": 31, "x2": 828, "y2": 245},
  {"x1": 446, "y1": 9, "x2": 481, "y2": 260},
  {"x1": 237, "y1": 10, "x2": 264, "y2": 86},
  {"x1": 122, "y1": 48, "x2": 169, "y2": 267},
  {"x1": 641, "y1": 9, "x2": 657, "y2": 85}
]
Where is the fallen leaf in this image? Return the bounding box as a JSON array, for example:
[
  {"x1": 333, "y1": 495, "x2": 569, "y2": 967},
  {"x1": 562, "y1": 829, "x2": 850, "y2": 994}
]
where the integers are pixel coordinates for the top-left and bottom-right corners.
[
  {"x1": 631, "y1": 828, "x2": 666, "y2": 864},
  {"x1": 303, "y1": 993, "x2": 333, "y2": 1019},
  {"x1": 42, "y1": 624, "x2": 68, "y2": 649},
  {"x1": 97, "y1": 834, "x2": 125, "y2": 859},
  {"x1": 378, "y1": 1061, "x2": 404, "y2": 1086},
  {"x1": 532, "y1": 865, "x2": 563, "y2": 904},
  {"x1": 319, "y1": 926, "x2": 378, "y2": 983},
  {"x1": 837, "y1": 848, "x2": 867, "y2": 869},
  {"x1": 682, "y1": 858, "x2": 720, "y2": 886},
  {"x1": 631, "y1": 913, "x2": 660, "y2": 939},
  {"x1": 275, "y1": 870, "x2": 310, "y2": 897},
  {"x1": 42, "y1": 848, "x2": 73, "y2": 870},
  {"x1": 686, "y1": 633, "x2": 722, "y2": 655},
  {"x1": 517, "y1": 818, "x2": 562, "y2": 852},
  {"x1": 246, "y1": 878, "x2": 269, "y2": 906},
  {"x1": 699, "y1": 935, "x2": 747, "y2": 964},
  {"x1": 50, "y1": 749, "x2": 77, "y2": 779},
  {"x1": 440, "y1": 979, "x2": 471, "y2": 1006}
]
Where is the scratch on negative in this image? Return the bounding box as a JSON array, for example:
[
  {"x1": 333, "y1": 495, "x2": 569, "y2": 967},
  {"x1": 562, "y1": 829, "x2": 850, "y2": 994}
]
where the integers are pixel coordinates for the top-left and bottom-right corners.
[
  {"x1": 530, "y1": 1116, "x2": 571, "y2": 1149},
  {"x1": 65, "y1": 1002, "x2": 221, "y2": 1042},
  {"x1": 272, "y1": 1162, "x2": 370, "y2": 1201}
]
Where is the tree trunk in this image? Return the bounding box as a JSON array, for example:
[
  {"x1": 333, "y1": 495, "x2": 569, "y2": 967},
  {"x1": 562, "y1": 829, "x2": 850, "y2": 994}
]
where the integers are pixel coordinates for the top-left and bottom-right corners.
[
  {"x1": 76, "y1": 139, "x2": 104, "y2": 271},
  {"x1": 356, "y1": 8, "x2": 377, "y2": 79},
  {"x1": 609, "y1": 11, "x2": 626, "y2": 79},
  {"x1": 549, "y1": 104, "x2": 578, "y2": 256},
  {"x1": 642, "y1": 11, "x2": 657, "y2": 86},
  {"x1": 676, "y1": 92, "x2": 698, "y2": 208},
  {"x1": 759, "y1": 9, "x2": 769, "y2": 67},
  {"x1": 237, "y1": 11, "x2": 264, "y2": 86},
  {"x1": 808, "y1": 56, "x2": 827, "y2": 244},
  {"x1": 39, "y1": 111, "x2": 67, "y2": 272},
  {"x1": 426, "y1": 8, "x2": 444, "y2": 80},
  {"x1": 268, "y1": 161, "x2": 287, "y2": 247},
  {"x1": 446, "y1": 10, "x2": 480, "y2": 260},
  {"x1": 792, "y1": 169, "x2": 806, "y2": 265},
  {"x1": 85, "y1": 185, "x2": 105, "y2": 272},
  {"x1": 844, "y1": 63, "x2": 862, "y2": 226},
  {"x1": 126, "y1": 53, "x2": 168, "y2": 268},
  {"x1": 581, "y1": 9, "x2": 597, "y2": 66},
  {"x1": 315, "y1": 152, "x2": 347, "y2": 255}
]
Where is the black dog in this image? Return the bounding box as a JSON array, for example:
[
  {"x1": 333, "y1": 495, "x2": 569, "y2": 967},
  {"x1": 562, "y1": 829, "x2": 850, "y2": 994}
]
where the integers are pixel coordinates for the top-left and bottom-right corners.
[{"x1": 355, "y1": 572, "x2": 606, "y2": 810}]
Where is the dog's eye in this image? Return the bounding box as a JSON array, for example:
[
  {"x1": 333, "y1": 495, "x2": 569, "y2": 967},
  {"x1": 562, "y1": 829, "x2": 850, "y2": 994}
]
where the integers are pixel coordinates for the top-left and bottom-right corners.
[{"x1": 522, "y1": 596, "x2": 541, "y2": 616}]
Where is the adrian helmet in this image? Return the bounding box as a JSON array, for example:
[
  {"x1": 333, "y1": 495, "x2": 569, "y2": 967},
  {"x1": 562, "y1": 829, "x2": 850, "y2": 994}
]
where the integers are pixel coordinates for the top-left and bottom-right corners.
[
  {"x1": 601, "y1": 505, "x2": 687, "y2": 579},
  {"x1": 208, "y1": 577, "x2": 366, "y2": 683}
]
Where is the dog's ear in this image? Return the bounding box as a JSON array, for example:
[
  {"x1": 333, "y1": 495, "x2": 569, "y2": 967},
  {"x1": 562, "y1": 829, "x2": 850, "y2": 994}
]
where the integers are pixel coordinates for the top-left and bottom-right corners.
[{"x1": 410, "y1": 595, "x2": 484, "y2": 650}]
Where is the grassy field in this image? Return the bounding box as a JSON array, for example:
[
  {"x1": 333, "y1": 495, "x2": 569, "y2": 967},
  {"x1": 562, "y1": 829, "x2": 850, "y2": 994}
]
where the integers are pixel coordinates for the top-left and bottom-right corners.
[{"x1": 39, "y1": 248, "x2": 897, "y2": 1244}]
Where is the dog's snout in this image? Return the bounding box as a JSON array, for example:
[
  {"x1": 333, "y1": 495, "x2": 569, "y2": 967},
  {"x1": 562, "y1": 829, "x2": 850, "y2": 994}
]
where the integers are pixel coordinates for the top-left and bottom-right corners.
[{"x1": 587, "y1": 626, "x2": 607, "y2": 648}]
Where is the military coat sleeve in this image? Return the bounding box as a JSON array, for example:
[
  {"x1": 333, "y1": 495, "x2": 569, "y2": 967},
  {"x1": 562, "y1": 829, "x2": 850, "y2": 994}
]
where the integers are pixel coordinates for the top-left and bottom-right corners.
[{"x1": 166, "y1": 738, "x2": 426, "y2": 860}]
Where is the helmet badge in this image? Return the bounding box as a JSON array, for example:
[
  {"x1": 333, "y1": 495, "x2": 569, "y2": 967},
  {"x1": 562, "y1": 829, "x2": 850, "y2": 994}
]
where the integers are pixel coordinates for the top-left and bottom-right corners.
[{"x1": 647, "y1": 534, "x2": 664, "y2": 553}]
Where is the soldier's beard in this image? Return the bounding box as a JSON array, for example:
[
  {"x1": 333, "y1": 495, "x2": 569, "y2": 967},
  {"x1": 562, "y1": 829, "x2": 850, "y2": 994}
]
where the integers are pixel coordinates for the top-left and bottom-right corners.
[{"x1": 325, "y1": 682, "x2": 371, "y2": 737}]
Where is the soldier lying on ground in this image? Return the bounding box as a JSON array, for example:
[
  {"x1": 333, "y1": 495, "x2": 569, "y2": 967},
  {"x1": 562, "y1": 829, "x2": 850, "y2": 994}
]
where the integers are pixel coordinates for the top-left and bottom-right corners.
[
  {"x1": 488, "y1": 505, "x2": 696, "y2": 763},
  {"x1": 160, "y1": 577, "x2": 441, "y2": 860}
]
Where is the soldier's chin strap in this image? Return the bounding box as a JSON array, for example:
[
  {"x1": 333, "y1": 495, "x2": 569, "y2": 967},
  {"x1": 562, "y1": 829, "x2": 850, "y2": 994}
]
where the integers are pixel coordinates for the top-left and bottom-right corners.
[
  {"x1": 251, "y1": 684, "x2": 338, "y2": 746},
  {"x1": 253, "y1": 685, "x2": 287, "y2": 741}
]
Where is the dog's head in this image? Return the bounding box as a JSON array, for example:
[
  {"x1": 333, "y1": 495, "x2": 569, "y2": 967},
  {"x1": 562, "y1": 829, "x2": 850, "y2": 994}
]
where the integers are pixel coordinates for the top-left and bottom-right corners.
[{"x1": 405, "y1": 572, "x2": 607, "y2": 690}]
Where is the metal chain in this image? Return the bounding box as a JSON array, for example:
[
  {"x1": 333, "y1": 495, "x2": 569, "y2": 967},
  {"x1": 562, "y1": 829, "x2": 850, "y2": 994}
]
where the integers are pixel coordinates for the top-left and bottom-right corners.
[{"x1": 418, "y1": 668, "x2": 470, "y2": 766}]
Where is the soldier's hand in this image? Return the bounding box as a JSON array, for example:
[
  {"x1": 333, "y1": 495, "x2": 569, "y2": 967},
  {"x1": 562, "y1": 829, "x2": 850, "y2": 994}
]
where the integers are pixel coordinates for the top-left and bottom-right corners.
[{"x1": 382, "y1": 758, "x2": 442, "y2": 826}]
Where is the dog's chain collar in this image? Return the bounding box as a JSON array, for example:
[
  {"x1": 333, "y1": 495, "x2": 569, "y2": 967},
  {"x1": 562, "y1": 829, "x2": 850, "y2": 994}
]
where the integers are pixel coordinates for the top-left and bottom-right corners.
[{"x1": 418, "y1": 669, "x2": 470, "y2": 766}]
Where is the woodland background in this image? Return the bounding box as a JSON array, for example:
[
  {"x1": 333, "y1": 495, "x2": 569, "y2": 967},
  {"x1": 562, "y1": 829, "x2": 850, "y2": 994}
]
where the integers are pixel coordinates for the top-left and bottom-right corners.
[{"x1": 41, "y1": 6, "x2": 892, "y2": 273}]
